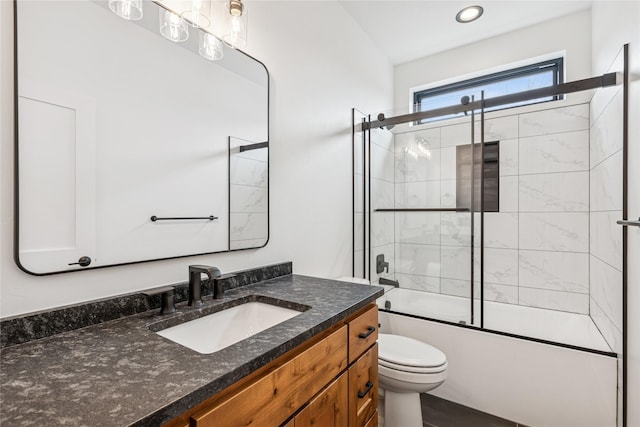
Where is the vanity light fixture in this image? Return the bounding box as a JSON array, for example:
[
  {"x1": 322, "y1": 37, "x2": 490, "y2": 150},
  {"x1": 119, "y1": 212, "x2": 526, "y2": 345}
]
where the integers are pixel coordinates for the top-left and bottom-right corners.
[
  {"x1": 228, "y1": 0, "x2": 243, "y2": 17},
  {"x1": 455, "y1": 5, "x2": 483, "y2": 23},
  {"x1": 108, "y1": 0, "x2": 249, "y2": 50},
  {"x1": 222, "y1": 0, "x2": 247, "y2": 49},
  {"x1": 159, "y1": 8, "x2": 189, "y2": 42},
  {"x1": 199, "y1": 32, "x2": 224, "y2": 60},
  {"x1": 181, "y1": 0, "x2": 212, "y2": 29},
  {"x1": 108, "y1": 0, "x2": 143, "y2": 21}
]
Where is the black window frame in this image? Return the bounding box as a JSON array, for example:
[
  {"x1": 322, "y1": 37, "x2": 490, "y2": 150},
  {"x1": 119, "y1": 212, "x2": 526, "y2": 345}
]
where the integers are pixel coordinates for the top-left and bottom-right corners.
[{"x1": 413, "y1": 57, "x2": 564, "y2": 119}]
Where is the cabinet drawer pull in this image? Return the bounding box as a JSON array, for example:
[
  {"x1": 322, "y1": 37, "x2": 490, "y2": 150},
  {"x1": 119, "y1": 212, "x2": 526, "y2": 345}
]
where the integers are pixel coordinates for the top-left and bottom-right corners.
[
  {"x1": 357, "y1": 381, "x2": 374, "y2": 399},
  {"x1": 358, "y1": 326, "x2": 376, "y2": 339}
]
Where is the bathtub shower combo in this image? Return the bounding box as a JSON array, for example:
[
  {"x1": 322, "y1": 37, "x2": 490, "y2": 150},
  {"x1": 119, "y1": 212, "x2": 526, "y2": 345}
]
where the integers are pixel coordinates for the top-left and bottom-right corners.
[{"x1": 352, "y1": 46, "x2": 629, "y2": 427}]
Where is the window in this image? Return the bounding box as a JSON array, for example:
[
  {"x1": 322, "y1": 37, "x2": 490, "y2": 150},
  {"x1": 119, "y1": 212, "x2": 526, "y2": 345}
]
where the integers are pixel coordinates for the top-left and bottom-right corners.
[{"x1": 413, "y1": 58, "x2": 564, "y2": 123}]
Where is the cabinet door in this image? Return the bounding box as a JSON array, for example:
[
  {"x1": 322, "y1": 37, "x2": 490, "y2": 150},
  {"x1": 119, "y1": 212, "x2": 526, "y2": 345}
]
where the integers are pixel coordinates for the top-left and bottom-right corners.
[
  {"x1": 295, "y1": 373, "x2": 348, "y2": 427},
  {"x1": 349, "y1": 344, "x2": 378, "y2": 427}
]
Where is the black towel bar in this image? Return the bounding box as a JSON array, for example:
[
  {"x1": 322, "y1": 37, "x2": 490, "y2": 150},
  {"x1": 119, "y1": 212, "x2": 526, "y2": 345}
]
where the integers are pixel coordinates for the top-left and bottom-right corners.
[{"x1": 150, "y1": 215, "x2": 218, "y2": 222}]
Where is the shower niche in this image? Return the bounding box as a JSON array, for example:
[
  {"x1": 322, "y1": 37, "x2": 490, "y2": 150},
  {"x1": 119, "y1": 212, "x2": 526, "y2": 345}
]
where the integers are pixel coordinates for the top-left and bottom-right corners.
[{"x1": 456, "y1": 140, "x2": 499, "y2": 212}]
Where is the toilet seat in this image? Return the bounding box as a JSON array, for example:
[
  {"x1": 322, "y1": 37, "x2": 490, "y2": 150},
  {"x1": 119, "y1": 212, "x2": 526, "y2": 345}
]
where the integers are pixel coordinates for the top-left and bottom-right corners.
[
  {"x1": 378, "y1": 333, "x2": 447, "y2": 369},
  {"x1": 379, "y1": 358, "x2": 447, "y2": 374}
]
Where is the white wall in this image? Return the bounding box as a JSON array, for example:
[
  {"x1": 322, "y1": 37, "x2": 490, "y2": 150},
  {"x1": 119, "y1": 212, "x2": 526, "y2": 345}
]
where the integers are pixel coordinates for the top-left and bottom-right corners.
[
  {"x1": 0, "y1": 1, "x2": 393, "y2": 317},
  {"x1": 591, "y1": 2, "x2": 640, "y2": 425},
  {"x1": 394, "y1": 10, "x2": 592, "y2": 112}
]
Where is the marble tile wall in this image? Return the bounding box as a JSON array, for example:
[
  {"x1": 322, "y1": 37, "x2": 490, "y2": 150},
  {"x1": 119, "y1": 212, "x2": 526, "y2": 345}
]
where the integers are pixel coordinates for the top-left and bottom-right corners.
[
  {"x1": 588, "y1": 50, "x2": 624, "y2": 355},
  {"x1": 365, "y1": 96, "x2": 622, "y2": 325},
  {"x1": 393, "y1": 127, "x2": 443, "y2": 291},
  {"x1": 385, "y1": 103, "x2": 599, "y2": 315},
  {"x1": 515, "y1": 106, "x2": 591, "y2": 311}
]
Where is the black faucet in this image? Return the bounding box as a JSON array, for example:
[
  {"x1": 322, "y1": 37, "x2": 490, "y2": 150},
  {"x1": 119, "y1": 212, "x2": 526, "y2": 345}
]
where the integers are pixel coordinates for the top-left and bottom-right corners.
[
  {"x1": 142, "y1": 286, "x2": 177, "y2": 315},
  {"x1": 188, "y1": 265, "x2": 222, "y2": 307}
]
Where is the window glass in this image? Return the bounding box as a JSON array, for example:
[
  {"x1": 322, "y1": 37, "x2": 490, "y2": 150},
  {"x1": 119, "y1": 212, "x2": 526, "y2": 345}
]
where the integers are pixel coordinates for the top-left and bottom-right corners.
[{"x1": 414, "y1": 58, "x2": 563, "y2": 123}]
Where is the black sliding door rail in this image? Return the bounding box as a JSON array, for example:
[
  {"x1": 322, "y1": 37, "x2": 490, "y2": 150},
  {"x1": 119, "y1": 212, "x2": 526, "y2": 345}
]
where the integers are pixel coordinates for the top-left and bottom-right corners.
[
  {"x1": 362, "y1": 72, "x2": 621, "y2": 130},
  {"x1": 374, "y1": 208, "x2": 470, "y2": 213},
  {"x1": 150, "y1": 216, "x2": 218, "y2": 222}
]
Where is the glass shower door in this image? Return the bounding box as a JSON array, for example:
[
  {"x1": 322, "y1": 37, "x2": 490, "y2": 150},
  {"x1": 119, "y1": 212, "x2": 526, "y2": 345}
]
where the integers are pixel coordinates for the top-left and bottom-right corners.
[{"x1": 362, "y1": 101, "x2": 478, "y2": 326}]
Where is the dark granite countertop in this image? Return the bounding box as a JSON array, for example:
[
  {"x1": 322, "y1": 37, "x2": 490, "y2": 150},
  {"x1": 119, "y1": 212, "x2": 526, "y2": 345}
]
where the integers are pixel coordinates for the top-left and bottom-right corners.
[{"x1": 0, "y1": 274, "x2": 383, "y2": 426}]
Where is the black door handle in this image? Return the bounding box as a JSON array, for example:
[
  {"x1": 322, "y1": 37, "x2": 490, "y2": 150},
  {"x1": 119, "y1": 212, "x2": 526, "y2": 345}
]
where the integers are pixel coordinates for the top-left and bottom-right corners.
[
  {"x1": 358, "y1": 381, "x2": 374, "y2": 398},
  {"x1": 358, "y1": 326, "x2": 376, "y2": 339},
  {"x1": 68, "y1": 256, "x2": 91, "y2": 267}
]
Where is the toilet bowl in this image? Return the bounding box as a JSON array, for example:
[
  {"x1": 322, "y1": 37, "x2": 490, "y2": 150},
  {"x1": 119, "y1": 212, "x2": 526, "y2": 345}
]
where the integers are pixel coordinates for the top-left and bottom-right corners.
[{"x1": 378, "y1": 333, "x2": 447, "y2": 427}]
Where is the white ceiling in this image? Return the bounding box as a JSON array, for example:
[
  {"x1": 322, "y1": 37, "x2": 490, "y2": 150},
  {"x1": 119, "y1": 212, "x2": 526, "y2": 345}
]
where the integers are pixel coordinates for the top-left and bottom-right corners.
[{"x1": 339, "y1": 1, "x2": 592, "y2": 65}]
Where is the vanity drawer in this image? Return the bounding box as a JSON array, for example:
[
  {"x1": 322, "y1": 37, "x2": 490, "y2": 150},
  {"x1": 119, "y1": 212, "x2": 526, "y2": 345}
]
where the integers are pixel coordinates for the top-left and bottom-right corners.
[
  {"x1": 191, "y1": 325, "x2": 348, "y2": 427},
  {"x1": 348, "y1": 304, "x2": 378, "y2": 364},
  {"x1": 348, "y1": 343, "x2": 378, "y2": 427}
]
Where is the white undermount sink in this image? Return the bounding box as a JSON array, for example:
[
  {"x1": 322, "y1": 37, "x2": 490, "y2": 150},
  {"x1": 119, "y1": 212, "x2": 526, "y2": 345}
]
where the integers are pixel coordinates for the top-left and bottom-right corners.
[{"x1": 156, "y1": 301, "x2": 304, "y2": 354}]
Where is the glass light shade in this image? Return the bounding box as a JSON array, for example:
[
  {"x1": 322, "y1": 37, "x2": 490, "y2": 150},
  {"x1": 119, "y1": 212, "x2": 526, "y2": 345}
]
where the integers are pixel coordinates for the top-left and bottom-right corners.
[
  {"x1": 108, "y1": 0, "x2": 143, "y2": 21},
  {"x1": 199, "y1": 32, "x2": 224, "y2": 61},
  {"x1": 159, "y1": 9, "x2": 189, "y2": 43},
  {"x1": 222, "y1": 8, "x2": 247, "y2": 49},
  {"x1": 181, "y1": 0, "x2": 211, "y2": 28}
]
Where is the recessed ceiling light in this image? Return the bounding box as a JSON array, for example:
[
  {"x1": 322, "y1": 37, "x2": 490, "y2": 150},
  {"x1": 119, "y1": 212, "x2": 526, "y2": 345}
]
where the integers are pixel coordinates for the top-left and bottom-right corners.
[{"x1": 456, "y1": 5, "x2": 484, "y2": 23}]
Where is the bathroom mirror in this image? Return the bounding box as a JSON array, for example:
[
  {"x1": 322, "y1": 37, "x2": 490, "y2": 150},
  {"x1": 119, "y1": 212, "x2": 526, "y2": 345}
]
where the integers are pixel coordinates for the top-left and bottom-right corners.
[{"x1": 14, "y1": 0, "x2": 269, "y2": 275}]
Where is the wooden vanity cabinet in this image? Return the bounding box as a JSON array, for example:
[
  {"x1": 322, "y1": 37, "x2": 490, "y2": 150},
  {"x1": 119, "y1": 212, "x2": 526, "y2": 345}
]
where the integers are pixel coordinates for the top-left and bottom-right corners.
[
  {"x1": 293, "y1": 373, "x2": 349, "y2": 426},
  {"x1": 163, "y1": 304, "x2": 378, "y2": 427}
]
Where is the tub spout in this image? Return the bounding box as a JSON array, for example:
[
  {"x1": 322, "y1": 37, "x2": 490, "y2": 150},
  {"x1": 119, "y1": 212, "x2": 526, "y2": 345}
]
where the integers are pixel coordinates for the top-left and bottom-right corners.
[{"x1": 379, "y1": 277, "x2": 399, "y2": 287}]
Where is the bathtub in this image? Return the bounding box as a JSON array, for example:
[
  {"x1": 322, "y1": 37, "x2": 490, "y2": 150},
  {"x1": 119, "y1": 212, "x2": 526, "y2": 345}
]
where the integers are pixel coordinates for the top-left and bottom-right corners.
[
  {"x1": 377, "y1": 287, "x2": 618, "y2": 427},
  {"x1": 378, "y1": 287, "x2": 611, "y2": 352}
]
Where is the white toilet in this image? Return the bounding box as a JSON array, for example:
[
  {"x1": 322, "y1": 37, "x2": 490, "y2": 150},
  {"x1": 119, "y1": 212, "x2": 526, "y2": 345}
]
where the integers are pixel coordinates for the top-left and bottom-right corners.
[{"x1": 378, "y1": 333, "x2": 448, "y2": 427}]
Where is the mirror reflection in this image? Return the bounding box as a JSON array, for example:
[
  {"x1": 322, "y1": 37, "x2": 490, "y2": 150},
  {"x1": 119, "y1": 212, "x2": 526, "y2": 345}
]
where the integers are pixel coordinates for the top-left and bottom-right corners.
[
  {"x1": 229, "y1": 137, "x2": 269, "y2": 250},
  {"x1": 15, "y1": 0, "x2": 269, "y2": 275}
]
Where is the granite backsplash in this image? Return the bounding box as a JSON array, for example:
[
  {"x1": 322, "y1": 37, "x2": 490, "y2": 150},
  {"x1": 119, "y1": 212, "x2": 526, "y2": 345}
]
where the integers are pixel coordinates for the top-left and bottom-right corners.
[{"x1": 0, "y1": 261, "x2": 292, "y2": 348}]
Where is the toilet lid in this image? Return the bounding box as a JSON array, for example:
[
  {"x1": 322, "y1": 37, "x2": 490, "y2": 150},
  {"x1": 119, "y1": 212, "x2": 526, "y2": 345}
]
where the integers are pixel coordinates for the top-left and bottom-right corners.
[{"x1": 378, "y1": 333, "x2": 447, "y2": 368}]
